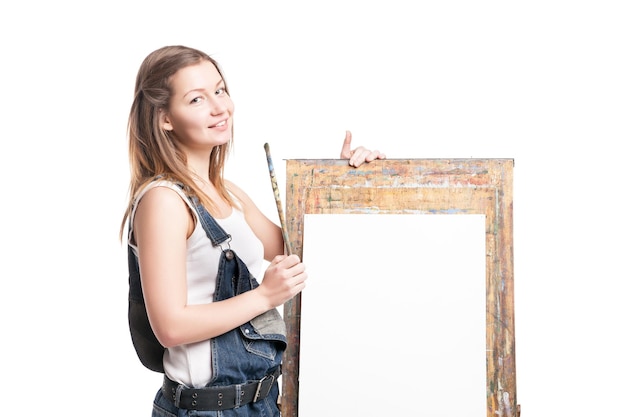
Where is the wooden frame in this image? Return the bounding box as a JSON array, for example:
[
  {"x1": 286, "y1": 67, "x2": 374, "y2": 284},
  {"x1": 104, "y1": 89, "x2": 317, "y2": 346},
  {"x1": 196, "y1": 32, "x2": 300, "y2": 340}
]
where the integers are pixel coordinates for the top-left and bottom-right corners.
[{"x1": 280, "y1": 158, "x2": 517, "y2": 417}]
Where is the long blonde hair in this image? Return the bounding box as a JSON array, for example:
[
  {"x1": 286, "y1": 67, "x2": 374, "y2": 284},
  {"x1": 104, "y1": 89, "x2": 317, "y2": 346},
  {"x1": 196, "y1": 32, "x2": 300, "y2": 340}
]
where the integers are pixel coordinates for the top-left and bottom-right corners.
[{"x1": 120, "y1": 45, "x2": 235, "y2": 240}]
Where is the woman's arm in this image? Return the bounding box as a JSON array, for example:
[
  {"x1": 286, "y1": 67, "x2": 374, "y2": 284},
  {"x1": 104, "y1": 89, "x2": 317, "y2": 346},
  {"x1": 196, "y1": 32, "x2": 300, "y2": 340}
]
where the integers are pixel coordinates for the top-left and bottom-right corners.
[{"x1": 133, "y1": 186, "x2": 305, "y2": 348}]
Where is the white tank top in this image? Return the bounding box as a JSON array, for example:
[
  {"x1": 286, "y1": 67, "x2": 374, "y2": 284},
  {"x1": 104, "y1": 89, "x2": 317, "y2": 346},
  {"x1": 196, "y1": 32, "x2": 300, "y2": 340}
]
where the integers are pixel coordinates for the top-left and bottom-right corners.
[{"x1": 128, "y1": 180, "x2": 264, "y2": 387}]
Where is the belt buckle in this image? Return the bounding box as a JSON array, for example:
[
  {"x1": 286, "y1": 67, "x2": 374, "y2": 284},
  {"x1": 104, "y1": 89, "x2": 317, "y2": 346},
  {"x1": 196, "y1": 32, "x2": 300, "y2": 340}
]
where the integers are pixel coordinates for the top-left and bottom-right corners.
[{"x1": 253, "y1": 373, "x2": 275, "y2": 402}]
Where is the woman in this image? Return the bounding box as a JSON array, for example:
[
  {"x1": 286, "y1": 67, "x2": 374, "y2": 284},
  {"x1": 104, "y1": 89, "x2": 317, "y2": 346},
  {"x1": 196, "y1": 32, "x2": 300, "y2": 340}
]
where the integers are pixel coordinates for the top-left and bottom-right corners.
[{"x1": 120, "y1": 45, "x2": 385, "y2": 416}]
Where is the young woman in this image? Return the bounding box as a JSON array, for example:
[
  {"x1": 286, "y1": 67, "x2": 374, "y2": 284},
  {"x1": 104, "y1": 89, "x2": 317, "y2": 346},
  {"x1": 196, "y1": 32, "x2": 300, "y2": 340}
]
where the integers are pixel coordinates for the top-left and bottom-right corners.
[{"x1": 121, "y1": 45, "x2": 385, "y2": 416}]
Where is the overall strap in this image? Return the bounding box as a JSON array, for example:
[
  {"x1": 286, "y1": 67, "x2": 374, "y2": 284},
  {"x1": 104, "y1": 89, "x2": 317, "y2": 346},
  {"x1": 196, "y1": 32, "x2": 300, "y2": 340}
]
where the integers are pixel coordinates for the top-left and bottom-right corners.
[{"x1": 188, "y1": 195, "x2": 232, "y2": 248}]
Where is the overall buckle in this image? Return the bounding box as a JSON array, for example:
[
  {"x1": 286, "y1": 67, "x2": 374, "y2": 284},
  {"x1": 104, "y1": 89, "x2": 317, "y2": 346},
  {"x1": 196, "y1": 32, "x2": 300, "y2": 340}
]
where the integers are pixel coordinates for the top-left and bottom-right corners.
[{"x1": 253, "y1": 373, "x2": 275, "y2": 402}]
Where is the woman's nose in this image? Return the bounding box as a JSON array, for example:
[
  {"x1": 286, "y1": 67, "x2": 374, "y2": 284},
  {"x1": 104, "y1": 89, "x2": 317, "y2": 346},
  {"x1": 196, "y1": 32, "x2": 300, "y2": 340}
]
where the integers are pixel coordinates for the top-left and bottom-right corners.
[{"x1": 209, "y1": 96, "x2": 228, "y2": 115}]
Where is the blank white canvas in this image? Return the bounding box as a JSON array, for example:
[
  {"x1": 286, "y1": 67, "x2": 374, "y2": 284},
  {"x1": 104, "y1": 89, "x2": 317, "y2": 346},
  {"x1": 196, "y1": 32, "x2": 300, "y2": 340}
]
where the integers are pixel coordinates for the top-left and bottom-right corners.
[{"x1": 299, "y1": 213, "x2": 486, "y2": 416}]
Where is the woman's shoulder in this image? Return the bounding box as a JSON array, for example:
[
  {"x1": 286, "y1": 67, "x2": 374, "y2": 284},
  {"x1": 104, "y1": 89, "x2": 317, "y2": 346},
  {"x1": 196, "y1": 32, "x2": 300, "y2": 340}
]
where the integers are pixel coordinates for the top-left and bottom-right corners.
[
  {"x1": 129, "y1": 179, "x2": 196, "y2": 241},
  {"x1": 136, "y1": 179, "x2": 186, "y2": 201},
  {"x1": 133, "y1": 179, "x2": 195, "y2": 216}
]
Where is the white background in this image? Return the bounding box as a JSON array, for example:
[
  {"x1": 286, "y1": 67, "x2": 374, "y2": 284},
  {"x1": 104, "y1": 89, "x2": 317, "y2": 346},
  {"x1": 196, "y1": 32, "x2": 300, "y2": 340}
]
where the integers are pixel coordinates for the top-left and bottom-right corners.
[{"x1": 0, "y1": 1, "x2": 624, "y2": 416}]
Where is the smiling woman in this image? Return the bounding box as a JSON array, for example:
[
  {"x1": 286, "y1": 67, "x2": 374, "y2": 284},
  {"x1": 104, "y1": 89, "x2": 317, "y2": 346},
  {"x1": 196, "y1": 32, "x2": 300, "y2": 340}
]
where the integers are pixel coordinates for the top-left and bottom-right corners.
[{"x1": 119, "y1": 45, "x2": 385, "y2": 417}]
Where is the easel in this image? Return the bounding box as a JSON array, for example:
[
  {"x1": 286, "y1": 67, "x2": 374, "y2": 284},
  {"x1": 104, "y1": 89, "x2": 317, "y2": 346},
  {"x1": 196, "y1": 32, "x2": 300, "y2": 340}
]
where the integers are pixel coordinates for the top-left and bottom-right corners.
[{"x1": 280, "y1": 158, "x2": 519, "y2": 417}]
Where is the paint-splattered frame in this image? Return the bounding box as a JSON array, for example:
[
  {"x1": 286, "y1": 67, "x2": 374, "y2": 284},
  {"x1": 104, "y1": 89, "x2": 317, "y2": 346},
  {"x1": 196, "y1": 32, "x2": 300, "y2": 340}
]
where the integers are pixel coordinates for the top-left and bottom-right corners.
[{"x1": 281, "y1": 158, "x2": 517, "y2": 417}]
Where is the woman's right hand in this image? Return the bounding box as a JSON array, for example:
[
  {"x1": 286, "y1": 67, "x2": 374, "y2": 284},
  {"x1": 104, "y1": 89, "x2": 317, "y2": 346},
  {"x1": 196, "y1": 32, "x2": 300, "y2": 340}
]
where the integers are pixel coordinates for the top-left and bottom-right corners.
[{"x1": 259, "y1": 254, "x2": 308, "y2": 308}]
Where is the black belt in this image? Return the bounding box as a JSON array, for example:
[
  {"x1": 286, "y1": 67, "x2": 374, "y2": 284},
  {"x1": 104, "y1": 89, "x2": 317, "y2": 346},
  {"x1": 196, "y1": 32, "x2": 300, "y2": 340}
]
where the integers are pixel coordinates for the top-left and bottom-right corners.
[{"x1": 162, "y1": 367, "x2": 281, "y2": 411}]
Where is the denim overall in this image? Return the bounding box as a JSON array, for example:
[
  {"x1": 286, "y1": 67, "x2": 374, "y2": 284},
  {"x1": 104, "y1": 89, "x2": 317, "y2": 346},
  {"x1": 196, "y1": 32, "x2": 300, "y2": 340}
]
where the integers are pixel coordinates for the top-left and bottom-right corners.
[{"x1": 153, "y1": 196, "x2": 287, "y2": 417}]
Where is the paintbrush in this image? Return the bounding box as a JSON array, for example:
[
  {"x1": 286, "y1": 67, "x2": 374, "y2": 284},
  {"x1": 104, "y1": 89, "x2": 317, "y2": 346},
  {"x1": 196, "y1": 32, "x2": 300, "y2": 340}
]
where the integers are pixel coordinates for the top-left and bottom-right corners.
[{"x1": 264, "y1": 143, "x2": 293, "y2": 255}]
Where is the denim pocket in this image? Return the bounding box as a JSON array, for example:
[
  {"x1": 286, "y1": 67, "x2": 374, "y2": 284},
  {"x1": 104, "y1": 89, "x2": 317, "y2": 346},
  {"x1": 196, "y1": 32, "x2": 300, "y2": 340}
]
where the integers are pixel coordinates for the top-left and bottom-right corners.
[{"x1": 239, "y1": 310, "x2": 287, "y2": 361}]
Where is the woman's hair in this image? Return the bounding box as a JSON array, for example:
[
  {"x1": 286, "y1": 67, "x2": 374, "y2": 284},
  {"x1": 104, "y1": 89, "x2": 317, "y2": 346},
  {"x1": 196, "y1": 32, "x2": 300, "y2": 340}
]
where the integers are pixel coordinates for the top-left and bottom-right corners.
[{"x1": 120, "y1": 45, "x2": 235, "y2": 239}]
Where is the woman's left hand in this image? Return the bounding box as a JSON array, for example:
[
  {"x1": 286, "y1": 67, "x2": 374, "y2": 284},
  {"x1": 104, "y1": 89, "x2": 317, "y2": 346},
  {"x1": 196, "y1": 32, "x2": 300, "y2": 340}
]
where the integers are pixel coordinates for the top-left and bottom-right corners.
[{"x1": 340, "y1": 130, "x2": 386, "y2": 167}]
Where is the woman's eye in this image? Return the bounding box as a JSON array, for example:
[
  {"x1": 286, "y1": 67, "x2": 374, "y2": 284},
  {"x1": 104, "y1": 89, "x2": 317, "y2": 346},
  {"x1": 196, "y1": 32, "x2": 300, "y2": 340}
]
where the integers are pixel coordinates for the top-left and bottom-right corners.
[
  {"x1": 215, "y1": 87, "x2": 225, "y2": 95},
  {"x1": 190, "y1": 96, "x2": 204, "y2": 104}
]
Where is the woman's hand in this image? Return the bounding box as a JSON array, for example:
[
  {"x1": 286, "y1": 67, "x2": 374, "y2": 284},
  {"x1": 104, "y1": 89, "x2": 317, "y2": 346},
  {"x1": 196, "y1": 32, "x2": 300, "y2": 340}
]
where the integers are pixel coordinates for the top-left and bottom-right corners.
[
  {"x1": 259, "y1": 254, "x2": 308, "y2": 308},
  {"x1": 340, "y1": 130, "x2": 386, "y2": 167}
]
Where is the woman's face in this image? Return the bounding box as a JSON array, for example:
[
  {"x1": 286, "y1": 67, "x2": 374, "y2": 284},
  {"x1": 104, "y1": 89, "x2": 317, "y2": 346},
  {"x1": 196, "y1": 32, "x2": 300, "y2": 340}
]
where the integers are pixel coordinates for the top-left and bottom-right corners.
[{"x1": 161, "y1": 60, "x2": 234, "y2": 150}]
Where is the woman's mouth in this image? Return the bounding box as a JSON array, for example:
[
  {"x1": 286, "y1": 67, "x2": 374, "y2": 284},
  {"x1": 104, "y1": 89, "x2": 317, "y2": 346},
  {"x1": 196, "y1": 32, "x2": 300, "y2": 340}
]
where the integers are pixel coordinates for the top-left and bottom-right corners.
[{"x1": 210, "y1": 120, "x2": 227, "y2": 128}]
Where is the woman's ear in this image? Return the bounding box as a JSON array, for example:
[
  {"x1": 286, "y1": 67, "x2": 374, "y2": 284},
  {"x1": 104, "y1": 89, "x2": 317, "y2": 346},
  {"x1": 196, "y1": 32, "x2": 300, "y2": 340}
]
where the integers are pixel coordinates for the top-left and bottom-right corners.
[{"x1": 159, "y1": 110, "x2": 173, "y2": 131}]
